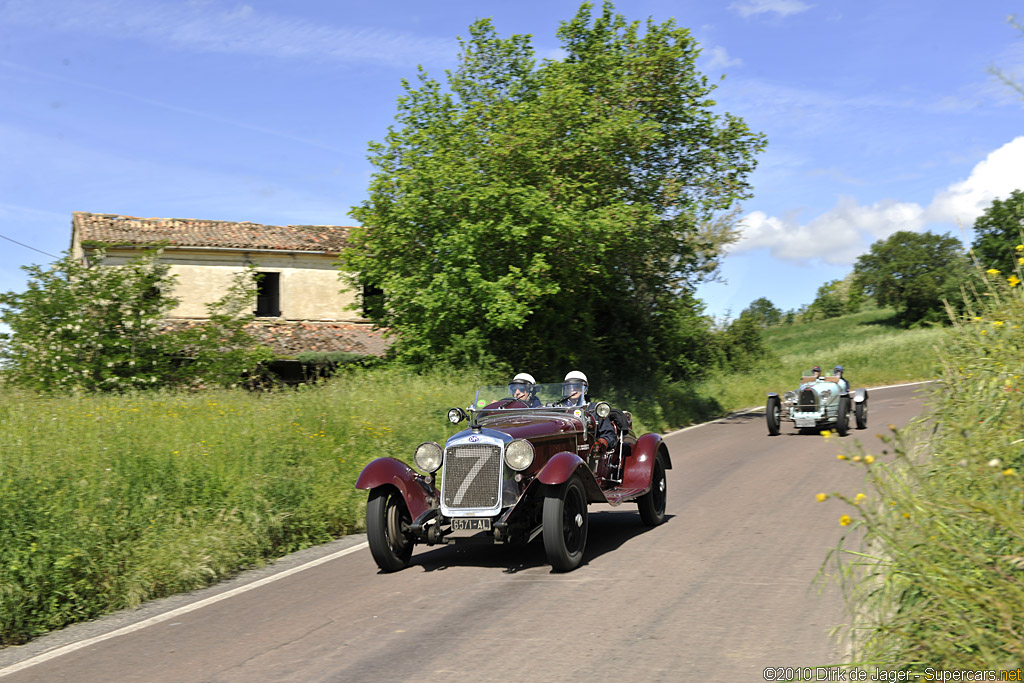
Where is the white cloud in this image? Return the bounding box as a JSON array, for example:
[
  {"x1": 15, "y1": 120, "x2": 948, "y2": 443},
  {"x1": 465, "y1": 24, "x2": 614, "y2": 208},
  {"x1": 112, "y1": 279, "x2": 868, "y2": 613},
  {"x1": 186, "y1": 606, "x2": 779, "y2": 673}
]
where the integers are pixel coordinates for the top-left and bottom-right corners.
[
  {"x1": 731, "y1": 136, "x2": 1024, "y2": 264},
  {"x1": 2, "y1": 0, "x2": 457, "y2": 69},
  {"x1": 729, "y1": 0, "x2": 813, "y2": 19},
  {"x1": 703, "y1": 45, "x2": 743, "y2": 70},
  {"x1": 926, "y1": 136, "x2": 1024, "y2": 227}
]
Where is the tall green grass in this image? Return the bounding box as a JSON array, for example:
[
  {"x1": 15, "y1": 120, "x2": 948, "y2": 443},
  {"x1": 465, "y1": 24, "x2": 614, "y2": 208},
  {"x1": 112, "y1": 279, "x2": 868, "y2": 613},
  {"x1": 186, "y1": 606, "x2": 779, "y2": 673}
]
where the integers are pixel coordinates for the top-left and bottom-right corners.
[
  {"x1": 0, "y1": 368, "x2": 481, "y2": 645},
  {"x1": 824, "y1": 273, "x2": 1024, "y2": 668}
]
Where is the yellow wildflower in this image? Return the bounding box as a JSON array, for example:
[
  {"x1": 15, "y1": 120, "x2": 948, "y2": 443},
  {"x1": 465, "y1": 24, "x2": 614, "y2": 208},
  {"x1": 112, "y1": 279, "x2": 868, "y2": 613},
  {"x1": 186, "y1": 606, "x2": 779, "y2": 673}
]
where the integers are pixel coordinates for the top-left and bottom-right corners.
[
  {"x1": 853, "y1": 455, "x2": 862, "y2": 462},
  {"x1": 1017, "y1": 244, "x2": 1024, "y2": 252},
  {"x1": 864, "y1": 455, "x2": 875, "y2": 464},
  {"x1": 1009, "y1": 274, "x2": 1021, "y2": 288},
  {"x1": 821, "y1": 430, "x2": 833, "y2": 439},
  {"x1": 837, "y1": 454, "x2": 848, "y2": 460},
  {"x1": 902, "y1": 512, "x2": 911, "y2": 519},
  {"x1": 816, "y1": 493, "x2": 828, "y2": 502},
  {"x1": 839, "y1": 515, "x2": 852, "y2": 527},
  {"x1": 994, "y1": 321, "x2": 1005, "y2": 327},
  {"x1": 1004, "y1": 468, "x2": 1016, "y2": 476},
  {"x1": 986, "y1": 268, "x2": 1001, "y2": 275},
  {"x1": 855, "y1": 493, "x2": 867, "y2": 504}
]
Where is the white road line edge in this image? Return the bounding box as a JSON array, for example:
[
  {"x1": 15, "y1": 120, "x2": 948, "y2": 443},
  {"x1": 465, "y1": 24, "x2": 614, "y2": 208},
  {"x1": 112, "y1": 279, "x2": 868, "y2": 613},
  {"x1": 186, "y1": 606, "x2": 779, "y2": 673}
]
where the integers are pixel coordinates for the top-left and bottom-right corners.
[
  {"x1": 663, "y1": 379, "x2": 937, "y2": 437},
  {"x1": 0, "y1": 542, "x2": 369, "y2": 677}
]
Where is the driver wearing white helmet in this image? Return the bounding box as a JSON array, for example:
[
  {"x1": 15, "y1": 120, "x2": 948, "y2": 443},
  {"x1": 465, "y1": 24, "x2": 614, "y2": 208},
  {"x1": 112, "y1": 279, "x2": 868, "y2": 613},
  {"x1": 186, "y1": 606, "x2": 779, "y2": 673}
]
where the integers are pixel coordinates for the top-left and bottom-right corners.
[
  {"x1": 557, "y1": 370, "x2": 589, "y2": 407},
  {"x1": 509, "y1": 372, "x2": 541, "y2": 408},
  {"x1": 556, "y1": 370, "x2": 619, "y2": 456}
]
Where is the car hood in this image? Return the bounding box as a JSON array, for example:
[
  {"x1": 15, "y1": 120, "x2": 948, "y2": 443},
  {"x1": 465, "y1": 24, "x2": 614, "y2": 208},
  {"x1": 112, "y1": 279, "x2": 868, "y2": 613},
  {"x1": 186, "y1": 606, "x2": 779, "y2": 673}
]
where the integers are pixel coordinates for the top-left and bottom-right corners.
[{"x1": 454, "y1": 411, "x2": 585, "y2": 443}]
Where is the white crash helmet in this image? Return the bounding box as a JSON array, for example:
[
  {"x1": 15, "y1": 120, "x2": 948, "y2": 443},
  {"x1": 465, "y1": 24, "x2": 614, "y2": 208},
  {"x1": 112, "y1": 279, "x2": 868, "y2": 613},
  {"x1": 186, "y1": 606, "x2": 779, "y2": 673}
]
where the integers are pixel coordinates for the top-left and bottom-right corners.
[
  {"x1": 511, "y1": 372, "x2": 537, "y2": 385},
  {"x1": 562, "y1": 370, "x2": 588, "y2": 399}
]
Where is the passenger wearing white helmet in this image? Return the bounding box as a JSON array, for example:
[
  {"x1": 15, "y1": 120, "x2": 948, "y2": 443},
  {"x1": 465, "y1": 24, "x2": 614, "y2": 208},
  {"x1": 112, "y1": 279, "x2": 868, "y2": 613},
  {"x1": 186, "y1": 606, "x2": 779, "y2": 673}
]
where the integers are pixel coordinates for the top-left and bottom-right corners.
[{"x1": 509, "y1": 372, "x2": 541, "y2": 408}]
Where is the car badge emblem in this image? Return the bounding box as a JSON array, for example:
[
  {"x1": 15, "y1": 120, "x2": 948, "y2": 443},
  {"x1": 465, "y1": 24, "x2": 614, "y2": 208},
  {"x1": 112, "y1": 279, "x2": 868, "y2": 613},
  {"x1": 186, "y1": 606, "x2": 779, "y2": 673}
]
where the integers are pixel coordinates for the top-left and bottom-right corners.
[
  {"x1": 573, "y1": 409, "x2": 583, "y2": 417},
  {"x1": 468, "y1": 435, "x2": 480, "y2": 442}
]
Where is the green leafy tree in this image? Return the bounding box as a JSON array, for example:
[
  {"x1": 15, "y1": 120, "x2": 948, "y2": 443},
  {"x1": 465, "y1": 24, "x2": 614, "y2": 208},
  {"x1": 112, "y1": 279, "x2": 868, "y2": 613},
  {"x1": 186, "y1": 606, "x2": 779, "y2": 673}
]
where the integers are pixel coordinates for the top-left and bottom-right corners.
[
  {"x1": 970, "y1": 189, "x2": 1024, "y2": 272},
  {"x1": 716, "y1": 312, "x2": 774, "y2": 371},
  {"x1": 808, "y1": 279, "x2": 845, "y2": 320},
  {"x1": 0, "y1": 251, "x2": 273, "y2": 391},
  {"x1": 741, "y1": 297, "x2": 782, "y2": 327},
  {"x1": 342, "y1": 1, "x2": 765, "y2": 385},
  {"x1": 853, "y1": 231, "x2": 972, "y2": 326}
]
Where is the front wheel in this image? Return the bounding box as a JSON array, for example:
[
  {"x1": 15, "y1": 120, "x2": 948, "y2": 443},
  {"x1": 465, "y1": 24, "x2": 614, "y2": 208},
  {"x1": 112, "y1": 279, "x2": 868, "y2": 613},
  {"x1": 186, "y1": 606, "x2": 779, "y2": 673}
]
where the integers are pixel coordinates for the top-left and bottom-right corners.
[
  {"x1": 855, "y1": 399, "x2": 868, "y2": 429},
  {"x1": 638, "y1": 455, "x2": 667, "y2": 526},
  {"x1": 366, "y1": 487, "x2": 414, "y2": 572},
  {"x1": 836, "y1": 396, "x2": 851, "y2": 437},
  {"x1": 766, "y1": 396, "x2": 781, "y2": 436},
  {"x1": 543, "y1": 476, "x2": 589, "y2": 572}
]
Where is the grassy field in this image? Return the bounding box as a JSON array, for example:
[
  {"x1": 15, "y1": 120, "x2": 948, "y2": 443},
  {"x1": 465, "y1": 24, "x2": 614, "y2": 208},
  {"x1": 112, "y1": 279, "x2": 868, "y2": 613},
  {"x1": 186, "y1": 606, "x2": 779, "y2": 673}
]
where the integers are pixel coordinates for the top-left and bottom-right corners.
[
  {"x1": 0, "y1": 307, "x2": 947, "y2": 645},
  {"x1": 822, "y1": 279, "x2": 1024, "y2": 669}
]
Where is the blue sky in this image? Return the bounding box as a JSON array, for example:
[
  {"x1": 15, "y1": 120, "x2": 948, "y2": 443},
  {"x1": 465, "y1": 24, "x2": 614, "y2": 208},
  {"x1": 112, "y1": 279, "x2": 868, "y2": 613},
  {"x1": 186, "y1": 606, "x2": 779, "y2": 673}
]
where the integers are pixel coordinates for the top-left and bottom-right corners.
[{"x1": 2, "y1": 0, "x2": 1023, "y2": 324}]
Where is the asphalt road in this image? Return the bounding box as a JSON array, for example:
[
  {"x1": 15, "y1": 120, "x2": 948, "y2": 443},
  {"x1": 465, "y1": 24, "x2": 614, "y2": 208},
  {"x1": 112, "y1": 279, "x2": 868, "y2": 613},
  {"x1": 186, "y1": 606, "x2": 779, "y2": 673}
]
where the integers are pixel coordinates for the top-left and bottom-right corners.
[{"x1": 0, "y1": 382, "x2": 933, "y2": 683}]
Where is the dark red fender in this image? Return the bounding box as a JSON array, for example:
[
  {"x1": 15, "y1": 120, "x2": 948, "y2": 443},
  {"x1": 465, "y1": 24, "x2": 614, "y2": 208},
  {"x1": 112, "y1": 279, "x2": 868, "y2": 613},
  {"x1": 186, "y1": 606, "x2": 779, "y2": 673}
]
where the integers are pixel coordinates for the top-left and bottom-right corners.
[
  {"x1": 355, "y1": 457, "x2": 437, "y2": 521},
  {"x1": 536, "y1": 451, "x2": 605, "y2": 502},
  {"x1": 621, "y1": 433, "x2": 672, "y2": 492}
]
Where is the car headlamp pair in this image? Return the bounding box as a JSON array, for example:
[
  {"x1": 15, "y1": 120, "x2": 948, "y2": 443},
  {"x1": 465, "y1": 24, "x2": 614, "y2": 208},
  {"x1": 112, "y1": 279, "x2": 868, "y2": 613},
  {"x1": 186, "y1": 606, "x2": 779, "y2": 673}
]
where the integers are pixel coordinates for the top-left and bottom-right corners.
[{"x1": 413, "y1": 439, "x2": 535, "y2": 474}]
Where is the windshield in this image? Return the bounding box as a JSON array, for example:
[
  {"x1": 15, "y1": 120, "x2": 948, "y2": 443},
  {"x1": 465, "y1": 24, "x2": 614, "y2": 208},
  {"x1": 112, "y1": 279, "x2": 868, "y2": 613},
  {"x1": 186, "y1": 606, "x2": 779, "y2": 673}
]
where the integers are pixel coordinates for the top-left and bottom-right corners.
[{"x1": 473, "y1": 383, "x2": 585, "y2": 410}]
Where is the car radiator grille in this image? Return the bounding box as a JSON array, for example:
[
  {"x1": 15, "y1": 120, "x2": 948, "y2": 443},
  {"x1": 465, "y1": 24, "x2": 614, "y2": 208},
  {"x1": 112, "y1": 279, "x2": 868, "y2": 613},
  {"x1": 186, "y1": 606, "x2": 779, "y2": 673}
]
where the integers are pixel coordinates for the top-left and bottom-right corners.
[
  {"x1": 442, "y1": 444, "x2": 501, "y2": 509},
  {"x1": 796, "y1": 388, "x2": 818, "y2": 412}
]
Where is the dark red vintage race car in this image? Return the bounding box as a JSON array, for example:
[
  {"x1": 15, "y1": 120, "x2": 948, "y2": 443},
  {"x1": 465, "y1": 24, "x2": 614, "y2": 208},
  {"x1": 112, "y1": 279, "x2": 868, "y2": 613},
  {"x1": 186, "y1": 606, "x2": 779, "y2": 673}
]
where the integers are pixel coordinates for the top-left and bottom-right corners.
[{"x1": 356, "y1": 382, "x2": 671, "y2": 572}]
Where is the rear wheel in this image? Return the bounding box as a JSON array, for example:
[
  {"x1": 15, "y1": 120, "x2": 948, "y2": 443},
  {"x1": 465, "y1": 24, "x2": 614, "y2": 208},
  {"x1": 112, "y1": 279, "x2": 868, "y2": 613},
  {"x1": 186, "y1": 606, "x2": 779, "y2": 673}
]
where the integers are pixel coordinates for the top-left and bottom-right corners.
[
  {"x1": 836, "y1": 396, "x2": 851, "y2": 437},
  {"x1": 543, "y1": 476, "x2": 588, "y2": 572},
  {"x1": 766, "y1": 396, "x2": 781, "y2": 436},
  {"x1": 366, "y1": 487, "x2": 413, "y2": 572},
  {"x1": 855, "y1": 399, "x2": 868, "y2": 429},
  {"x1": 638, "y1": 455, "x2": 667, "y2": 526}
]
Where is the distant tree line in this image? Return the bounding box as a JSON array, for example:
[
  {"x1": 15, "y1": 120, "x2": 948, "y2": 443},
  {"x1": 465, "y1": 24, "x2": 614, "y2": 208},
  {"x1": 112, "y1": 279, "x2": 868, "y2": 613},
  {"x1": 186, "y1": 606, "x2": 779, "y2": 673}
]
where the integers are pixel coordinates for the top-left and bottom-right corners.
[{"x1": 741, "y1": 188, "x2": 1023, "y2": 329}]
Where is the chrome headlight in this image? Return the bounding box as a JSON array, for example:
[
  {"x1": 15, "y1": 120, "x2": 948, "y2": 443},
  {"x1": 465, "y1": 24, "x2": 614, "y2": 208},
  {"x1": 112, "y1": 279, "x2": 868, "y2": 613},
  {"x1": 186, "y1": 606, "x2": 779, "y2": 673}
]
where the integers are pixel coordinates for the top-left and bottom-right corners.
[
  {"x1": 784, "y1": 391, "x2": 797, "y2": 403},
  {"x1": 504, "y1": 439, "x2": 535, "y2": 471},
  {"x1": 594, "y1": 401, "x2": 611, "y2": 419},
  {"x1": 820, "y1": 389, "x2": 832, "y2": 402},
  {"x1": 447, "y1": 407, "x2": 466, "y2": 424},
  {"x1": 414, "y1": 441, "x2": 443, "y2": 473}
]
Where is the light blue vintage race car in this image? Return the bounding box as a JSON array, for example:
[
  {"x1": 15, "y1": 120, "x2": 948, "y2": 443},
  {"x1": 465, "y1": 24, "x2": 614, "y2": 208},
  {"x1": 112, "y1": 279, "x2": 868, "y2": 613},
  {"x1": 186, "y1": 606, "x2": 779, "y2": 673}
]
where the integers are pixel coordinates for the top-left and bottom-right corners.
[{"x1": 765, "y1": 367, "x2": 868, "y2": 436}]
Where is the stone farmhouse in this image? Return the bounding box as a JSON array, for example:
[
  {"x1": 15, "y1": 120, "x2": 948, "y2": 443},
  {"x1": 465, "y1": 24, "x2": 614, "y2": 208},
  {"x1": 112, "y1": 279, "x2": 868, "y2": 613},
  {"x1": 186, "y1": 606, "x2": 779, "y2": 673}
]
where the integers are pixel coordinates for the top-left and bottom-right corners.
[{"x1": 70, "y1": 211, "x2": 389, "y2": 357}]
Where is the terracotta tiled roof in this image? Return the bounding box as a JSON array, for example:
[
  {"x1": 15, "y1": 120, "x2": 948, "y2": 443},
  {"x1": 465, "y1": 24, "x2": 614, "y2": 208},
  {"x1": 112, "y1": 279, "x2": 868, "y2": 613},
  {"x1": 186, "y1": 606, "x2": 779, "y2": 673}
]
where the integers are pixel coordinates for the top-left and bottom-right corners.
[
  {"x1": 158, "y1": 320, "x2": 392, "y2": 357},
  {"x1": 73, "y1": 212, "x2": 354, "y2": 253}
]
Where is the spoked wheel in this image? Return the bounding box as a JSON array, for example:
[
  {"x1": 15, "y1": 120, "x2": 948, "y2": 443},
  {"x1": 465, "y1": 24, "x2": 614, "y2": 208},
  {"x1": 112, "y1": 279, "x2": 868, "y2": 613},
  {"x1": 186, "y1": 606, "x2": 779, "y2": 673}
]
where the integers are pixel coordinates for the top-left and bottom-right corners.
[
  {"x1": 836, "y1": 396, "x2": 851, "y2": 437},
  {"x1": 543, "y1": 476, "x2": 589, "y2": 572},
  {"x1": 638, "y1": 454, "x2": 667, "y2": 526},
  {"x1": 855, "y1": 399, "x2": 868, "y2": 429},
  {"x1": 366, "y1": 487, "x2": 414, "y2": 572},
  {"x1": 766, "y1": 396, "x2": 781, "y2": 436}
]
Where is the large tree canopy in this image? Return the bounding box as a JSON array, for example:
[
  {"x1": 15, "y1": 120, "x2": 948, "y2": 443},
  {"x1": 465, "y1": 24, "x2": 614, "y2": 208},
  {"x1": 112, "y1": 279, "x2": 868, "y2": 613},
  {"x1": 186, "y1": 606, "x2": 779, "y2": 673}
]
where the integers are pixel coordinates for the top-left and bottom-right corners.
[
  {"x1": 343, "y1": 2, "x2": 765, "y2": 385},
  {"x1": 853, "y1": 231, "x2": 972, "y2": 327},
  {"x1": 970, "y1": 189, "x2": 1024, "y2": 272}
]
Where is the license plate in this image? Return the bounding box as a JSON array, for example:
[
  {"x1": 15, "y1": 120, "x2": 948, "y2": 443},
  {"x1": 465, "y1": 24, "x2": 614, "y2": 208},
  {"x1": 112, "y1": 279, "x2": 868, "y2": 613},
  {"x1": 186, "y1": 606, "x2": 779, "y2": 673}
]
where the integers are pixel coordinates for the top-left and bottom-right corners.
[
  {"x1": 795, "y1": 418, "x2": 817, "y2": 428},
  {"x1": 451, "y1": 518, "x2": 491, "y2": 531}
]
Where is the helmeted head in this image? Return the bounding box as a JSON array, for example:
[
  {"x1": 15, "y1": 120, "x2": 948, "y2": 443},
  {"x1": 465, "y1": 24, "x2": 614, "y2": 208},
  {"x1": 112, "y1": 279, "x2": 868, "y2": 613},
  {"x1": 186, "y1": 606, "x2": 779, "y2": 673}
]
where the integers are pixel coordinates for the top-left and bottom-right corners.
[
  {"x1": 833, "y1": 365, "x2": 844, "y2": 377},
  {"x1": 562, "y1": 370, "x2": 588, "y2": 404},
  {"x1": 812, "y1": 366, "x2": 821, "y2": 376},
  {"x1": 509, "y1": 372, "x2": 537, "y2": 402}
]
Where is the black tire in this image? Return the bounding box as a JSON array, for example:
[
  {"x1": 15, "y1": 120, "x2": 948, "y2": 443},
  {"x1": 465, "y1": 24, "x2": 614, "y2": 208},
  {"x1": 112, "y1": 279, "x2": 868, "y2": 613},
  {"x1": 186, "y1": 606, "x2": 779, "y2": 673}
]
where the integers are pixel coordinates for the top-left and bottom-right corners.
[
  {"x1": 638, "y1": 454, "x2": 667, "y2": 526},
  {"x1": 855, "y1": 399, "x2": 868, "y2": 429},
  {"x1": 766, "y1": 396, "x2": 781, "y2": 436},
  {"x1": 543, "y1": 476, "x2": 589, "y2": 572},
  {"x1": 836, "y1": 396, "x2": 851, "y2": 437},
  {"x1": 366, "y1": 487, "x2": 413, "y2": 572}
]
